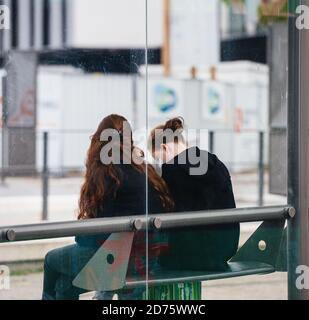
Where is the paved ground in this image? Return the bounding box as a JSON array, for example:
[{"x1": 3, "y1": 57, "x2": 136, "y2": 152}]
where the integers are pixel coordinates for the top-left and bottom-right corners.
[
  {"x1": 0, "y1": 171, "x2": 287, "y2": 300},
  {"x1": 0, "y1": 171, "x2": 286, "y2": 226},
  {"x1": 0, "y1": 176, "x2": 81, "y2": 226},
  {"x1": 0, "y1": 272, "x2": 287, "y2": 300}
]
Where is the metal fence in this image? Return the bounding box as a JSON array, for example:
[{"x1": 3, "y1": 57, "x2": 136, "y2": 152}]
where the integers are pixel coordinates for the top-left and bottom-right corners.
[{"x1": 0, "y1": 127, "x2": 269, "y2": 220}]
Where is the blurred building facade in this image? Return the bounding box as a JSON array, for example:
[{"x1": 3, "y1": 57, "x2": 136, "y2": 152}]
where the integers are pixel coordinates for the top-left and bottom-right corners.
[
  {"x1": 0, "y1": 0, "x2": 268, "y2": 68},
  {"x1": 0, "y1": 0, "x2": 274, "y2": 176}
]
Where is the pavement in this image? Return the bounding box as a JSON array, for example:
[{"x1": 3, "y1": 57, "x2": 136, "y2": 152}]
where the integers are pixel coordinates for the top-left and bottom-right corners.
[
  {"x1": 0, "y1": 171, "x2": 285, "y2": 263},
  {"x1": 0, "y1": 272, "x2": 287, "y2": 300},
  {"x1": 0, "y1": 171, "x2": 287, "y2": 300},
  {"x1": 0, "y1": 171, "x2": 286, "y2": 226}
]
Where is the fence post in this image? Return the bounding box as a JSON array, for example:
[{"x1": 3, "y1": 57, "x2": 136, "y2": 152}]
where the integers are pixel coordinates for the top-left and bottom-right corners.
[
  {"x1": 42, "y1": 131, "x2": 49, "y2": 221},
  {"x1": 208, "y1": 131, "x2": 214, "y2": 154},
  {"x1": 1, "y1": 128, "x2": 6, "y2": 186},
  {"x1": 287, "y1": 0, "x2": 309, "y2": 300},
  {"x1": 258, "y1": 131, "x2": 264, "y2": 207}
]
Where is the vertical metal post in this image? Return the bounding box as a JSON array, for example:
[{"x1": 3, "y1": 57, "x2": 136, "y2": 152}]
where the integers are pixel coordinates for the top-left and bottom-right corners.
[
  {"x1": 258, "y1": 131, "x2": 264, "y2": 207},
  {"x1": 162, "y1": 0, "x2": 171, "y2": 77},
  {"x1": 42, "y1": 131, "x2": 49, "y2": 221},
  {"x1": 208, "y1": 131, "x2": 214, "y2": 154},
  {"x1": 287, "y1": 0, "x2": 309, "y2": 300},
  {"x1": 1, "y1": 75, "x2": 8, "y2": 186},
  {"x1": 1, "y1": 128, "x2": 6, "y2": 185}
]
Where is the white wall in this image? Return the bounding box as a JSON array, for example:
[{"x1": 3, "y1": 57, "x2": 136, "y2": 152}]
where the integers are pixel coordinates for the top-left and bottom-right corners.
[
  {"x1": 170, "y1": 0, "x2": 220, "y2": 66},
  {"x1": 68, "y1": 0, "x2": 163, "y2": 49},
  {"x1": 68, "y1": 0, "x2": 220, "y2": 66},
  {"x1": 36, "y1": 67, "x2": 135, "y2": 170}
]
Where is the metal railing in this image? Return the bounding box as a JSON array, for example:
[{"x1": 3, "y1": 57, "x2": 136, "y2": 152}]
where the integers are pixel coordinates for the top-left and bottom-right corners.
[
  {"x1": 0, "y1": 205, "x2": 294, "y2": 243},
  {"x1": 0, "y1": 128, "x2": 269, "y2": 221}
]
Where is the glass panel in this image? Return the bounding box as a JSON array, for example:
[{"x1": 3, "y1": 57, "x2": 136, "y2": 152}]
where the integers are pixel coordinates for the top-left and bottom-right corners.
[
  {"x1": 0, "y1": 0, "x2": 295, "y2": 302},
  {"x1": 0, "y1": 0, "x2": 147, "y2": 300},
  {"x1": 145, "y1": 0, "x2": 289, "y2": 300}
]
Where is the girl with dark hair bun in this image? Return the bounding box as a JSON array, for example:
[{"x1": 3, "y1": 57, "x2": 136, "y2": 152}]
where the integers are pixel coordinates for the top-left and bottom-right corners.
[{"x1": 148, "y1": 117, "x2": 240, "y2": 299}]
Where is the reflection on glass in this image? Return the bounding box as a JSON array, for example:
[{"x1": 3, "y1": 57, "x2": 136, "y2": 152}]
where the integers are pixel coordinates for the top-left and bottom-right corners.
[
  {"x1": 0, "y1": 0, "x2": 290, "y2": 300},
  {"x1": 1, "y1": 0, "x2": 149, "y2": 300},
  {"x1": 144, "y1": 0, "x2": 288, "y2": 300}
]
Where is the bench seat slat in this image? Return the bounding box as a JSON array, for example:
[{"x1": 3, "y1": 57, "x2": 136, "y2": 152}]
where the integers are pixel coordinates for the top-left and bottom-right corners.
[{"x1": 125, "y1": 262, "x2": 276, "y2": 288}]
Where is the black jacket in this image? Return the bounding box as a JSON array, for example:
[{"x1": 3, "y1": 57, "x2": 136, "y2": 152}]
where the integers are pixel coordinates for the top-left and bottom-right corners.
[
  {"x1": 160, "y1": 147, "x2": 240, "y2": 271},
  {"x1": 75, "y1": 164, "x2": 167, "y2": 276}
]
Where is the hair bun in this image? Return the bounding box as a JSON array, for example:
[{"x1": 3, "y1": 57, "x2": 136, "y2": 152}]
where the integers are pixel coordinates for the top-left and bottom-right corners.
[{"x1": 164, "y1": 117, "x2": 184, "y2": 132}]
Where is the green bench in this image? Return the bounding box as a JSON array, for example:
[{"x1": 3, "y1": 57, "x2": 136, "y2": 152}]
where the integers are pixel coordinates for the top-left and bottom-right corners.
[{"x1": 73, "y1": 218, "x2": 287, "y2": 292}]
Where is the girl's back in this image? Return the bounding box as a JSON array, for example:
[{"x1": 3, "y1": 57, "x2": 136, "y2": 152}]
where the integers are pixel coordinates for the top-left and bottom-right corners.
[{"x1": 160, "y1": 147, "x2": 240, "y2": 271}]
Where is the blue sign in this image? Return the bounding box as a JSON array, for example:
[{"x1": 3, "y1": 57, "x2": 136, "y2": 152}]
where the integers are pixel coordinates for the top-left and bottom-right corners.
[{"x1": 154, "y1": 84, "x2": 178, "y2": 113}]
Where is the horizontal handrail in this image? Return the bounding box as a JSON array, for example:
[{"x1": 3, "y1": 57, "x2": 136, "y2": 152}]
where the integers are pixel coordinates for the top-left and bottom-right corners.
[
  {"x1": 0, "y1": 206, "x2": 294, "y2": 243},
  {"x1": 155, "y1": 205, "x2": 294, "y2": 229}
]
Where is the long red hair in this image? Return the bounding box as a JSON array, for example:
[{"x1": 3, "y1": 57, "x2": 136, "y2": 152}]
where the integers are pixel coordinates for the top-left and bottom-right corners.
[{"x1": 78, "y1": 114, "x2": 174, "y2": 219}]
